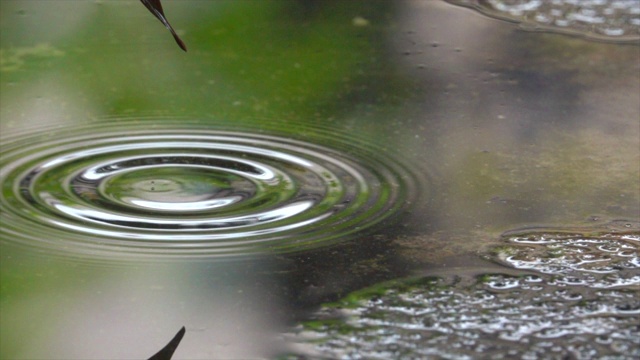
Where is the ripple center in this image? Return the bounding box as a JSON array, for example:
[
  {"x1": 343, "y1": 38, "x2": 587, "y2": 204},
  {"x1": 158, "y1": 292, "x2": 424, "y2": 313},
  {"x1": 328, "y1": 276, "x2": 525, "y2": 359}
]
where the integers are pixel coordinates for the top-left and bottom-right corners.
[{"x1": 0, "y1": 124, "x2": 419, "y2": 260}]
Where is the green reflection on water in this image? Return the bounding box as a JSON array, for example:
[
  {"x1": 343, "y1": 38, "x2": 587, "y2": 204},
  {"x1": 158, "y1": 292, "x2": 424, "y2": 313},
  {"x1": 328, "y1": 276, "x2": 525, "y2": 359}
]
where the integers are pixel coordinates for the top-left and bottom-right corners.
[{"x1": 0, "y1": 0, "x2": 408, "y2": 126}]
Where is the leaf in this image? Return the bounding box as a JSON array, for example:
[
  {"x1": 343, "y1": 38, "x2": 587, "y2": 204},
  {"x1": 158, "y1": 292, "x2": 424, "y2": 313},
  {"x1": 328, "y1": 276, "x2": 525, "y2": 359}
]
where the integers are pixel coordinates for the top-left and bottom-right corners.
[
  {"x1": 140, "y1": 0, "x2": 187, "y2": 51},
  {"x1": 147, "y1": 326, "x2": 186, "y2": 360}
]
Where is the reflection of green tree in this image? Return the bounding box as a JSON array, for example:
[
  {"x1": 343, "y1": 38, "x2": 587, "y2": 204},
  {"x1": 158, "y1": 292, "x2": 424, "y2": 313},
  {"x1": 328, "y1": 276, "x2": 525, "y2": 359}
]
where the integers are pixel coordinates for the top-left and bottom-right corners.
[
  {"x1": 1, "y1": 0, "x2": 409, "y2": 129},
  {"x1": 189, "y1": 1, "x2": 397, "y2": 119}
]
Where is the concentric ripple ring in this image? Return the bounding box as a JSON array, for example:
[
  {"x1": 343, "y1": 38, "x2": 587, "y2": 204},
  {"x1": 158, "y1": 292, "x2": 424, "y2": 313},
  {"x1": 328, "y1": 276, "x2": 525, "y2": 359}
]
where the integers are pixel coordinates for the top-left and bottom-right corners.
[{"x1": 1, "y1": 122, "x2": 418, "y2": 260}]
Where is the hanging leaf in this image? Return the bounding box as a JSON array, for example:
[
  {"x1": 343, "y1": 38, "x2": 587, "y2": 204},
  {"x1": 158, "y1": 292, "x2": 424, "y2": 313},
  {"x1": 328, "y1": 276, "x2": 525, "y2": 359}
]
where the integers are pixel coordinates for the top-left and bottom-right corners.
[
  {"x1": 140, "y1": 0, "x2": 187, "y2": 51},
  {"x1": 147, "y1": 326, "x2": 186, "y2": 360}
]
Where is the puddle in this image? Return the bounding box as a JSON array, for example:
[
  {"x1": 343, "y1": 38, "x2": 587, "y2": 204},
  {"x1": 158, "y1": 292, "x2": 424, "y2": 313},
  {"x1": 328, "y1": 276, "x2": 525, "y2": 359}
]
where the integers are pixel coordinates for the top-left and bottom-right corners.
[
  {"x1": 284, "y1": 274, "x2": 639, "y2": 359},
  {"x1": 0, "y1": 119, "x2": 418, "y2": 261},
  {"x1": 494, "y1": 221, "x2": 640, "y2": 286},
  {"x1": 284, "y1": 224, "x2": 640, "y2": 359},
  {"x1": 448, "y1": 0, "x2": 640, "y2": 43}
]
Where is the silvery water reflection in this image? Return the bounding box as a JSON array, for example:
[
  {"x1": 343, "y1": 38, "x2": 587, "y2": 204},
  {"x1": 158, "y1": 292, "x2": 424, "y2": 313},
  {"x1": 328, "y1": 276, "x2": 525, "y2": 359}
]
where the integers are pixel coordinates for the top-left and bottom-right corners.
[{"x1": 1, "y1": 122, "x2": 417, "y2": 260}]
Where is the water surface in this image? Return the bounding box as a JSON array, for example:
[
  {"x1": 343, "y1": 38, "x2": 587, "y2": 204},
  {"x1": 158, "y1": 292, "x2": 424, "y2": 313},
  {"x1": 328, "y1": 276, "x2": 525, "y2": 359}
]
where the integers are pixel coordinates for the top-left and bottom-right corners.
[{"x1": 1, "y1": 0, "x2": 638, "y2": 359}]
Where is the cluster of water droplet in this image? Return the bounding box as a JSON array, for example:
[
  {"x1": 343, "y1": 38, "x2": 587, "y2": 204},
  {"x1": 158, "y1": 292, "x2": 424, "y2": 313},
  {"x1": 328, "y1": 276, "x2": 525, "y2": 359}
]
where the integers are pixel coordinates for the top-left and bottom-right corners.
[
  {"x1": 284, "y1": 272, "x2": 639, "y2": 359},
  {"x1": 496, "y1": 222, "x2": 640, "y2": 288},
  {"x1": 284, "y1": 223, "x2": 639, "y2": 359},
  {"x1": 449, "y1": 0, "x2": 640, "y2": 42}
]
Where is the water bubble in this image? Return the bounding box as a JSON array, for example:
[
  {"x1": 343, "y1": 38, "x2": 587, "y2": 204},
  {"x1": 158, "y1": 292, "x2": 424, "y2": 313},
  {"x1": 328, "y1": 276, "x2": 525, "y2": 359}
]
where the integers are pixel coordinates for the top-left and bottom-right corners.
[
  {"x1": 0, "y1": 121, "x2": 419, "y2": 261},
  {"x1": 485, "y1": 275, "x2": 521, "y2": 290}
]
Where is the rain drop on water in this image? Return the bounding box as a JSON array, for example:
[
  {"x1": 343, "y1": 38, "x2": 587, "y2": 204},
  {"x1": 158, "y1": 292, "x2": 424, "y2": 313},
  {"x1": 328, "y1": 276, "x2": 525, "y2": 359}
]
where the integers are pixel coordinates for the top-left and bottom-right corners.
[{"x1": 0, "y1": 120, "x2": 419, "y2": 261}]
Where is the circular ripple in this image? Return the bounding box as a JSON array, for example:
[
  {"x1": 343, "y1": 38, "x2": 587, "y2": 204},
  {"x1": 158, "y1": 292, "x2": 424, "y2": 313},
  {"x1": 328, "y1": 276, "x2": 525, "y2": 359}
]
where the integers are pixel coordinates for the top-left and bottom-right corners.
[{"x1": 1, "y1": 122, "x2": 418, "y2": 260}]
